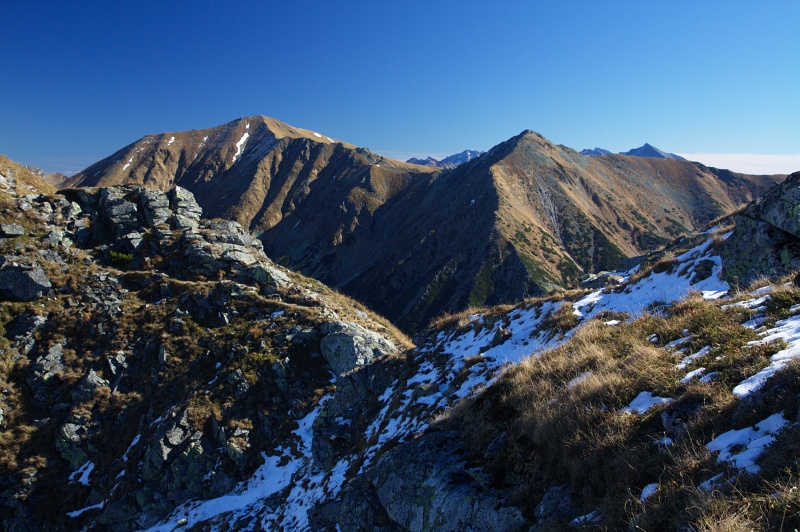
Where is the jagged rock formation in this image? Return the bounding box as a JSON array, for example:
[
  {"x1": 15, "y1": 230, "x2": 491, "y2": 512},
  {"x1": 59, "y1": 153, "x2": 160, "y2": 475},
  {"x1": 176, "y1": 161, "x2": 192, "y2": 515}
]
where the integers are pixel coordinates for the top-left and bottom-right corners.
[
  {"x1": 722, "y1": 170, "x2": 800, "y2": 285},
  {"x1": 65, "y1": 118, "x2": 782, "y2": 332},
  {"x1": 579, "y1": 147, "x2": 611, "y2": 156}
]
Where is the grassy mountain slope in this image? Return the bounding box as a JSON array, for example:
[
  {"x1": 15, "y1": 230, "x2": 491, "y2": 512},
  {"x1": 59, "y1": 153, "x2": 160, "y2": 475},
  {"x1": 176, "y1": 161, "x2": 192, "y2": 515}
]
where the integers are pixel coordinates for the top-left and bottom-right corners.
[{"x1": 66, "y1": 119, "x2": 783, "y2": 333}]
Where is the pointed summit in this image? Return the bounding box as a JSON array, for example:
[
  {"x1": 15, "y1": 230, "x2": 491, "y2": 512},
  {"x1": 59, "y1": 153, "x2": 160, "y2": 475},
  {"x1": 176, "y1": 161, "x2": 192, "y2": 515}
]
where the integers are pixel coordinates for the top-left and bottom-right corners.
[{"x1": 620, "y1": 143, "x2": 686, "y2": 160}]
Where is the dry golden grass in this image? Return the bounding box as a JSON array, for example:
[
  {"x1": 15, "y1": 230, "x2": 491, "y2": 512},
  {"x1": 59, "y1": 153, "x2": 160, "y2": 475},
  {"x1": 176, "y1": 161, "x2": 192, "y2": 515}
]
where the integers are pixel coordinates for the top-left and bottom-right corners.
[{"x1": 439, "y1": 282, "x2": 800, "y2": 528}]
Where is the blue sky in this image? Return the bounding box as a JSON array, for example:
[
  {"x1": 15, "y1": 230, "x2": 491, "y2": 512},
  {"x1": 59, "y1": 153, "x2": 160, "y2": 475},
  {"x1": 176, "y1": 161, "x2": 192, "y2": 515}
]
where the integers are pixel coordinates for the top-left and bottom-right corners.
[{"x1": 2, "y1": 1, "x2": 798, "y2": 174}]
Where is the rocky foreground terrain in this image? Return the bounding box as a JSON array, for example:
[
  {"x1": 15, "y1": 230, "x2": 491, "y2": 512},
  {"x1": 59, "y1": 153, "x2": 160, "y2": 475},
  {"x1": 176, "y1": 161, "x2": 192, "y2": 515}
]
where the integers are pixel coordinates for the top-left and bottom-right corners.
[{"x1": 1, "y1": 153, "x2": 800, "y2": 531}]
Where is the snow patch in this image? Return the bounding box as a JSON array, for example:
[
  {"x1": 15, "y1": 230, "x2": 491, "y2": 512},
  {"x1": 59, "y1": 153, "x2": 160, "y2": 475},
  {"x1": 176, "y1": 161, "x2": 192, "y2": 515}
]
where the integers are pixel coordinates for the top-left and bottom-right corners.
[
  {"x1": 640, "y1": 483, "x2": 658, "y2": 502},
  {"x1": 622, "y1": 391, "x2": 674, "y2": 414},
  {"x1": 66, "y1": 500, "x2": 105, "y2": 518},
  {"x1": 706, "y1": 412, "x2": 788, "y2": 473},
  {"x1": 232, "y1": 132, "x2": 250, "y2": 163},
  {"x1": 167, "y1": 136, "x2": 175, "y2": 145},
  {"x1": 733, "y1": 314, "x2": 800, "y2": 397},
  {"x1": 69, "y1": 461, "x2": 95, "y2": 486}
]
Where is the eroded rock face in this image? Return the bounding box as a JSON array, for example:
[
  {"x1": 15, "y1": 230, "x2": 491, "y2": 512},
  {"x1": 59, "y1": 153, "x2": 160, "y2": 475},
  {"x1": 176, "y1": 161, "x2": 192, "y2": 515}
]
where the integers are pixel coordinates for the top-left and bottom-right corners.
[
  {"x1": 723, "y1": 171, "x2": 800, "y2": 286},
  {"x1": 310, "y1": 431, "x2": 526, "y2": 532}
]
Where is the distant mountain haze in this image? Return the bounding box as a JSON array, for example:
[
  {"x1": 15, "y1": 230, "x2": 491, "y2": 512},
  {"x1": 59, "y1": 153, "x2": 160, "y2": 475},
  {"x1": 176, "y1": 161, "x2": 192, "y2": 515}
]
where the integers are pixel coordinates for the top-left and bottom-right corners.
[
  {"x1": 68, "y1": 116, "x2": 784, "y2": 332},
  {"x1": 581, "y1": 143, "x2": 686, "y2": 160},
  {"x1": 407, "y1": 150, "x2": 484, "y2": 169}
]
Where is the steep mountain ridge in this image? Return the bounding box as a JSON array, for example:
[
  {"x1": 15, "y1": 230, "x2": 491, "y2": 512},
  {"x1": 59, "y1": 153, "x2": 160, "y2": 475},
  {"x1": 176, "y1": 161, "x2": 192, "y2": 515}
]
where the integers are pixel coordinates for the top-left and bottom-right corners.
[
  {"x1": 3, "y1": 154, "x2": 799, "y2": 530},
  {"x1": 67, "y1": 118, "x2": 783, "y2": 332}
]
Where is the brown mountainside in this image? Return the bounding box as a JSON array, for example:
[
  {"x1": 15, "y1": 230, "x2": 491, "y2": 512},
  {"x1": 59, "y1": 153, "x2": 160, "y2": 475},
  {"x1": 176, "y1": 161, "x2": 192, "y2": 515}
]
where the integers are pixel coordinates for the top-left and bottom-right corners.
[{"x1": 68, "y1": 118, "x2": 783, "y2": 332}]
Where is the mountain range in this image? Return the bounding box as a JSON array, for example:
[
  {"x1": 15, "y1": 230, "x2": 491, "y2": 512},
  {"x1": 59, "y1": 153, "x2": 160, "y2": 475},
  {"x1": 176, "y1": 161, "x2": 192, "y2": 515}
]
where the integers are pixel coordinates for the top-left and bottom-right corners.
[
  {"x1": 2, "y1": 150, "x2": 800, "y2": 530},
  {"x1": 406, "y1": 149, "x2": 483, "y2": 168},
  {"x1": 581, "y1": 143, "x2": 686, "y2": 160},
  {"x1": 66, "y1": 116, "x2": 783, "y2": 332}
]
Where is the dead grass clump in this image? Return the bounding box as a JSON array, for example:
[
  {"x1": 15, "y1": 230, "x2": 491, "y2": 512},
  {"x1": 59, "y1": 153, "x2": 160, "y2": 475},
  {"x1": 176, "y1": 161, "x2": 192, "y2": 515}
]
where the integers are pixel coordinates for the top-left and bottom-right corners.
[
  {"x1": 545, "y1": 302, "x2": 579, "y2": 334},
  {"x1": 427, "y1": 306, "x2": 489, "y2": 333}
]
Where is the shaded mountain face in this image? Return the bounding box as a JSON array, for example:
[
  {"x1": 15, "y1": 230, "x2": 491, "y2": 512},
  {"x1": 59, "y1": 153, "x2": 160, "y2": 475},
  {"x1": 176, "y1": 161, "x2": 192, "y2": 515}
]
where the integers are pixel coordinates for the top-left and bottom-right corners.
[
  {"x1": 69, "y1": 118, "x2": 783, "y2": 332},
  {"x1": 407, "y1": 149, "x2": 483, "y2": 169}
]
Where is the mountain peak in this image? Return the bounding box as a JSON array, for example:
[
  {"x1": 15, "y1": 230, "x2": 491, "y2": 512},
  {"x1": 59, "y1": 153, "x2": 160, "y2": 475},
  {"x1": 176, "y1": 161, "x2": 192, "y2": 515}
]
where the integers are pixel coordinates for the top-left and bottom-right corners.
[{"x1": 620, "y1": 143, "x2": 686, "y2": 161}]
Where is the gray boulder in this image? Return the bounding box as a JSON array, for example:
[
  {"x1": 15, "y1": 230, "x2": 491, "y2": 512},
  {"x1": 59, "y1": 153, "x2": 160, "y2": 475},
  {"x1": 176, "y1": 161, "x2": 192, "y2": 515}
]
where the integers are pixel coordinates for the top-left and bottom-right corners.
[
  {"x1": 320, "y1": 321, "x2": 396, "y2": 376},
  {"x1": 0, "y1": 260, "x2": 51, "y2": 301},
  {"x1": 723, "y1": 171, "x2": 800, "y2": 286},
  {"x1": 747, "y1": 172, "x2": 800, "y2": 238},
  {"x1": 310, "y1": 431, "x2": 526, "y2": 532},
  {"x1": 71, "y1": 370, "x2": 110, "y2": 402},
  {"x1": 139, "y1": 188, "x2": 172, "y2": 227},
  {"x1": 55, "y1": 423, "x2": 90, "y2": 470},
  {"x1": 0, "y1": 223, "x2": 25, "y2": 237},
  {"x1": 168, "y1": 186, "x2": 202, "y2": 221}
]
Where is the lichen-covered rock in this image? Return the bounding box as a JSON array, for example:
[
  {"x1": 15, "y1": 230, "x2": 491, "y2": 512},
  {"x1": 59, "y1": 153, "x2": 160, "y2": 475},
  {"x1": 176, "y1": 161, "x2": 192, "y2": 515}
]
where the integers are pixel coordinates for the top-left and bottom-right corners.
[
  {"x1": 320, "y1": 321, "x2": 396, "y2": 376},
  {"x1": 723, "y1": 172, "x2": 800, "y2": 286},
  {"x1": 746, "y1": 171, "x2": 800, "y2": 238},
  {"x1": 55, "y1": 423, "x2": 89, "y2": 470}
]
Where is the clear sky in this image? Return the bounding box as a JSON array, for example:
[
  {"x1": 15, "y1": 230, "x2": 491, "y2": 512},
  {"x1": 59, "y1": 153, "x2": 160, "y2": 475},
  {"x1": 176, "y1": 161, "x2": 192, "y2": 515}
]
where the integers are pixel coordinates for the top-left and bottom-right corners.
[{"x1": 2, "y1": 1, "x2": 798, "y2": 175}]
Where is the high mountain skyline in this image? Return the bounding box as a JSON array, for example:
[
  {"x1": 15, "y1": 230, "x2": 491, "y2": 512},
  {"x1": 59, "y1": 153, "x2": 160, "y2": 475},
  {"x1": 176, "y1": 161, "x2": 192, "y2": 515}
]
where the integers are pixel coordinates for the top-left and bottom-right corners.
[{"x1": 2, "y1": 2, "x2": 798, "y2": 175}]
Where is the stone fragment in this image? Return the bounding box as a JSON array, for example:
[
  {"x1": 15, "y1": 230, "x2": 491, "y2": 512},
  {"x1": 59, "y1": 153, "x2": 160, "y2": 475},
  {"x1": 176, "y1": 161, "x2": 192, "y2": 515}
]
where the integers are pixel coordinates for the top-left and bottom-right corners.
[{"x1": 0, "y1": 223, "x2": 25, "y2": 237}]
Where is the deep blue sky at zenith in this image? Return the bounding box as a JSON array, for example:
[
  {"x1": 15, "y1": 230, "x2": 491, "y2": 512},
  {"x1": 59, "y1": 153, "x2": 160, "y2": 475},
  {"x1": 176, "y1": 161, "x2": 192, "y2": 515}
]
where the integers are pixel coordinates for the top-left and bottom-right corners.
[{"x1": 2, "y1": 1, "x2": 798, "y2": 175}]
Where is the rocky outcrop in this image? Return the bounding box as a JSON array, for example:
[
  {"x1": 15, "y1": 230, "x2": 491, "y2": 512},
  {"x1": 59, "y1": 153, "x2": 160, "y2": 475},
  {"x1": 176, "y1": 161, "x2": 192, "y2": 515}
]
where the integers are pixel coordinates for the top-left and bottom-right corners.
[
  {"x1": 0, "y1": 258, "x2": 52, "y2": 301},
  {"x1": 310, "y1": 431, "x2": 526, "y2": 532},
  {"x1": 723, "y1": 171, "x2": 800, "y2": 285},
  {"x1": 320, "y1": 321, "x2": 397, "y2": 376}
]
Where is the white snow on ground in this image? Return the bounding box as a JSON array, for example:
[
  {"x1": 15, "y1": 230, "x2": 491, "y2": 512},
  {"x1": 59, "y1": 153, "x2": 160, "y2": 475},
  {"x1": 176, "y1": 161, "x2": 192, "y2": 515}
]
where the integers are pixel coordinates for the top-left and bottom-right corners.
[
  {"x1": 167, "y1": 136, "x2": 175, "y2": 145},
  {"x1": 640, "y1": 483, "x2": 658, "y2": 502},
  {"x1": 573, "y1": 237, "x2": 729, "y2": 319},
  {"x1": 680, "y1": 367, "x2": 706, "y2": 384},
  {"x1": 698, "y1": 472, "x2": 725, "y2": 491},
  {"x1": 121, "y1": 434, "x2": 140, "y2": 462},
  {"x1": 122, "y1": 156, "x2": 133, "y2": 171},
  {"x1": 203, "y1": 136, "x2": 208, "y2": 141},
  {"x1": 706, "y1": 412, "x2": 789, "y2": 473},
  {"x1": 571, "y1": 510, "x2": 601, "y2": 525},
  {"x1": 231, "y1": 132, "x2": 250, "y2": 163},
  {"x1": 622, "y1": 391, "x2": 674, "y2": 414},
  {"x1": 676, "y1": 346, "x2": 710, "y2": 370},
  {"x1": 313, "y1": 132, "x2": 322, "y2": 138},
  {"x1": 733, "y1": 314, "x2": 800, "y2": 397},
  {"x1": 148, "y1": 398, "x2": 336, "y2": 531},
  {"x1": 69, "y1": 461, "x2": 95, "y2": 486},
  {"x1": 66, "y1": 500, "x2": 105, "y2": 518},
  {"x1": 567, "y1": 371, "x2": 591, "y2": 389}
]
